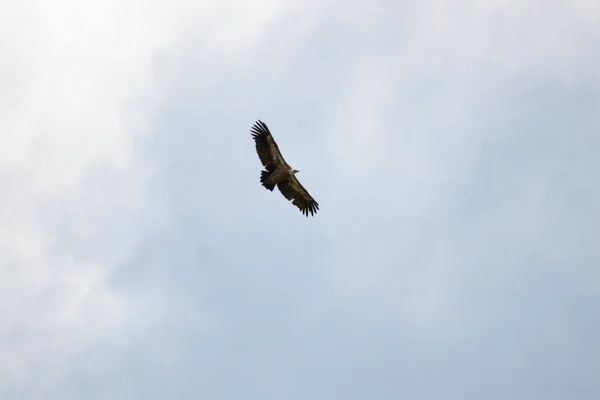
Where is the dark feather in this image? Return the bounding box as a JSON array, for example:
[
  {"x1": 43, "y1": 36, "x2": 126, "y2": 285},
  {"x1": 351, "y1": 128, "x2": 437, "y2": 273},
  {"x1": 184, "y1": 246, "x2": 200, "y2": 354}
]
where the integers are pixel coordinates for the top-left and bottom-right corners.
[
  {"x1": 277, "y1": 176, "x2": 320, "y2": 217},
  {"x1": 250, "y1": 120, "x2": 319, "y2": 217},
  {"x1": 260, "y1": 170, "x2": 275, "y2": 191},
  {"x1": 250, "y1": 120, "x2": 286, "y2": 171}
]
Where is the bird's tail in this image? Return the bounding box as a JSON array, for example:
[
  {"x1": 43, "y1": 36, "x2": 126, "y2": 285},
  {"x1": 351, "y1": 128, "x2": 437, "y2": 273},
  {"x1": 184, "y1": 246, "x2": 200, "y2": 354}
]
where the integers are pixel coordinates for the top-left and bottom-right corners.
[{"x1": 260, "y1": 170, "x2": 276, "y2": 191}]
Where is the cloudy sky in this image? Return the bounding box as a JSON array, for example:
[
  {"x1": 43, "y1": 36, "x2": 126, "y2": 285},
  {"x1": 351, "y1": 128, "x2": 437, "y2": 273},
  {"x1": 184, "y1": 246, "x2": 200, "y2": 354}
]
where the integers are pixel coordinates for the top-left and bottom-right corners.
[{"x1": 1, "y1": 0, "x2": 599, "y2": 398}]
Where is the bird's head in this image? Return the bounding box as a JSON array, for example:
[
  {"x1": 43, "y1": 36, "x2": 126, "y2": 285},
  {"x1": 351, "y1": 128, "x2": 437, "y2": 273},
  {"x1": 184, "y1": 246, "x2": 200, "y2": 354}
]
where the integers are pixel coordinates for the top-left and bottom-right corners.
[{"x1": 292, "y1": 169, "x2": 300, "y2": 174}]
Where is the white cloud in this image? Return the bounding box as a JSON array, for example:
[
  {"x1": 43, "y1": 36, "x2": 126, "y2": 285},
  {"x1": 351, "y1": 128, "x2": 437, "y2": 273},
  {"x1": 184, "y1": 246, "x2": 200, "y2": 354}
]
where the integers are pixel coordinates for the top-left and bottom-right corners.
[
  {"x1": 3, "y1": 0, "x2": 597, "y2": 396},
  {"x1": 0, "y1": 0, "x2": 341, "y2": 395},
  {"x1": 320, "y1": 0, "x2": 600, "y2": 339},
  {"x1": 0, "y1": 0, "x2": 181, "y2": 394}
]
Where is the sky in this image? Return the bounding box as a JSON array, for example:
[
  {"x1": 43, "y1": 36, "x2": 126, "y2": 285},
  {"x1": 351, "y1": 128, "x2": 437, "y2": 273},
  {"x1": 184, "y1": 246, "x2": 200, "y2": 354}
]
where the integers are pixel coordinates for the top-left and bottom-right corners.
[{"x1": 1, "y1": 0, "x2": 599, "y2": 398}]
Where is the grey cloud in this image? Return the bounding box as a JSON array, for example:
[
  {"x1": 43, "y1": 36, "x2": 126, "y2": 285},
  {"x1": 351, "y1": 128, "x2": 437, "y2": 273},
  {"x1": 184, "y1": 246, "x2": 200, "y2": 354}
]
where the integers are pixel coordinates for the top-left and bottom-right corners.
[{"x1": 2, "y1": 0, "x2": 599, "y2": 399}]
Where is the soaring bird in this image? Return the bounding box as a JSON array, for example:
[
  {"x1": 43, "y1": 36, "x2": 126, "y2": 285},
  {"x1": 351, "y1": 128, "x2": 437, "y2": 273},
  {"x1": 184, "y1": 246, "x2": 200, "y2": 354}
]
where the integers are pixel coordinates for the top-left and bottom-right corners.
[{"x1": 250, "y1": 120, "x2": 319, "y2": 217}]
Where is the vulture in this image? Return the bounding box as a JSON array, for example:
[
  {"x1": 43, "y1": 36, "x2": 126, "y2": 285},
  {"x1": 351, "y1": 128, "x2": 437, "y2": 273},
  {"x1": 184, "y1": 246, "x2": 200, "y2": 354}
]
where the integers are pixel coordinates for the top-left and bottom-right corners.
[{"x1": 250, "y1": 120, "x2": 319, "y2": 217}]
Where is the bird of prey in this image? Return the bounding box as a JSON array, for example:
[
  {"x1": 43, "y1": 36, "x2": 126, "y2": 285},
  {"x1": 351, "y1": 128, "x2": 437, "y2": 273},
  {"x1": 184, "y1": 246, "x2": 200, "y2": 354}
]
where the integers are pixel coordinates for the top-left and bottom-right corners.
[{"x1": 250, "y1": 120, "x2": 319, "y2": 217}]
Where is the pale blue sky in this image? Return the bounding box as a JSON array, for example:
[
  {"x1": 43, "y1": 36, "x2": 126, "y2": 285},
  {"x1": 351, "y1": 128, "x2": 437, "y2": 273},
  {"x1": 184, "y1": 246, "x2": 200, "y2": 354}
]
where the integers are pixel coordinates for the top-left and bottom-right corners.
[{"x1": 1, "y1": 1, "x2": 599, "y2": 399}]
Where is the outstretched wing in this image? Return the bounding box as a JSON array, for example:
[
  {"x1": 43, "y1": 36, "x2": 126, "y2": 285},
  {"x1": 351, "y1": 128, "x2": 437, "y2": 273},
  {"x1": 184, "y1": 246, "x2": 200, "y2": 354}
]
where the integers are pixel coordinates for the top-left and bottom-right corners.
[
  {"x1": 250, "y1": 120, "x2": 288, "y2": 171},
  {"x1": 277, "y1": 175, "x2": 319, "y2": 217}
]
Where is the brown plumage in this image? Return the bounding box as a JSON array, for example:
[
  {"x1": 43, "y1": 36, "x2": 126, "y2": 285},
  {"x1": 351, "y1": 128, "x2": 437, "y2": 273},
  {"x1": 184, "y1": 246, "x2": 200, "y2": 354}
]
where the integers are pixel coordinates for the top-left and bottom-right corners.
[{"x1": 250, "y1": 120, "x2": 319, "y2": 217}]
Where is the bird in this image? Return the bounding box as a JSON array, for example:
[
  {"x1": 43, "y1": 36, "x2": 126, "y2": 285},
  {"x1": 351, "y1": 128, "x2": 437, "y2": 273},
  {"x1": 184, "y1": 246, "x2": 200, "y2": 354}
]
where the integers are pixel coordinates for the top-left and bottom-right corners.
[{"x1": 250, "y1": 120, "x2": 319, "y2": 217}]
